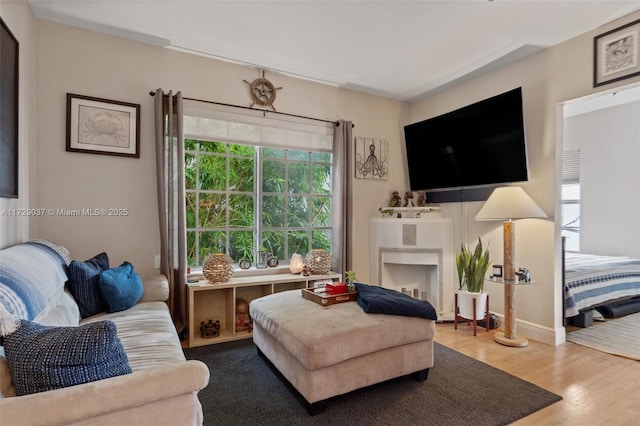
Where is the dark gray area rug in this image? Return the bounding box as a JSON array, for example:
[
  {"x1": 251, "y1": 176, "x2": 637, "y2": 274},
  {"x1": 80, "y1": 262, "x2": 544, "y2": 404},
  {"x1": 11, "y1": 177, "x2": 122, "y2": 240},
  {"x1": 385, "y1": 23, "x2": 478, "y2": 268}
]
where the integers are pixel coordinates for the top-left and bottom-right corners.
[{"x1": 184, "y1": 340, "x2": 561, "y2": 426}]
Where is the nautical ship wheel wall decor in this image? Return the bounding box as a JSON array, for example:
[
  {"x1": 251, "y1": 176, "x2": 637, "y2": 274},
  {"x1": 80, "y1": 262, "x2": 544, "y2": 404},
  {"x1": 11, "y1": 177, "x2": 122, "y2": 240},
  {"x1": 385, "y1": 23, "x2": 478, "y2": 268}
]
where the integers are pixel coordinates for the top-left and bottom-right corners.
[{"x1": 243, "y1": 70, "x2": 282, "y2": 111}]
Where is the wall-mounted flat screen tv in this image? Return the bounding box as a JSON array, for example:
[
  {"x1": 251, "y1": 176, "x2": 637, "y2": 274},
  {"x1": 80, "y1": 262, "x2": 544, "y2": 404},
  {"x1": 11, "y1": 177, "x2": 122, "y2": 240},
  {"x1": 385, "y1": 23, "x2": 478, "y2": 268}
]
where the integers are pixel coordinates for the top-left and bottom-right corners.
[{"x1": 404, "y1": 87, "x2": 528, "y2": 191}]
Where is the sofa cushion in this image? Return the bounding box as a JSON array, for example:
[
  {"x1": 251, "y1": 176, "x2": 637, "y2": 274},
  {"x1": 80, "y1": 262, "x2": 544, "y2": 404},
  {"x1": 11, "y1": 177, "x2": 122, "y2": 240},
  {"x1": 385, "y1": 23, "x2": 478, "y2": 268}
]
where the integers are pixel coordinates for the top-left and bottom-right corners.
[
  {"x1": 82, "y1": 301, "x2": 186, "y2": 371},
  {"x1": 3, "y1": 319, "x2": 132, "y2": 396},
  {"x1": 138, "y1": 274, "x2": 170, "y2": 303},
  {"x1": 66, "y1": 252, "x2": 109, "y2": 318},
  {"x1": 98, "y1": 262, "x2": 143, "y2": 313}
]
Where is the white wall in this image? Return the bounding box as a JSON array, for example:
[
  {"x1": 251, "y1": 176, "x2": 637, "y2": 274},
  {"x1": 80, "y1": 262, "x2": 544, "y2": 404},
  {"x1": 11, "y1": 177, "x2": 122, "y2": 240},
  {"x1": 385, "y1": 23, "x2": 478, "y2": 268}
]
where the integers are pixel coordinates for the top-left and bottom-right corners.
[
  {"x1": 564, "y1": 98, "x2": 640, "y2": 257},
  {"x1": 10, "y1": 5, "x2": 640, "y2": 344},
  {"x1": 409, "y1": 11, "x2": 640, "y2": 344},
  {"x1": 0, "y1": 1, "x2": 37, "y2": 248},
  {"x1": 33, "y1": 18, "x2": 409, "y2": 275}
]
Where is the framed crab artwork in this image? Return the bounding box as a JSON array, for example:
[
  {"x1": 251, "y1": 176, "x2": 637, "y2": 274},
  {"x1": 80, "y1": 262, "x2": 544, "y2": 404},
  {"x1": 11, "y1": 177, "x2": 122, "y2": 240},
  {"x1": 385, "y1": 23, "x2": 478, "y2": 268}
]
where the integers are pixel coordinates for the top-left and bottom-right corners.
[{"x1": 66, "y1": 93, "x2": 140, "y2": 158}]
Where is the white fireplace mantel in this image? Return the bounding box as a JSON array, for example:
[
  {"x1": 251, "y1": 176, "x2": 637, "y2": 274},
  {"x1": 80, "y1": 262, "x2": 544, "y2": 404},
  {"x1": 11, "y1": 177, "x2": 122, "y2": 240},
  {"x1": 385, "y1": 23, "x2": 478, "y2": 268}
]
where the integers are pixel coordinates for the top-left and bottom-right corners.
[{"x1": 369, "y1": 216, "x2": 455, "y2": 316}]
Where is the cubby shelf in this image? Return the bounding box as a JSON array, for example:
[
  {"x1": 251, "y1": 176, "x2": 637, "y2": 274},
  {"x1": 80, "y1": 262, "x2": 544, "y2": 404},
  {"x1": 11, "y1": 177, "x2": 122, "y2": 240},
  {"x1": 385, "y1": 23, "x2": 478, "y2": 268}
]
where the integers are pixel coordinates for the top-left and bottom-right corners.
[{"x1": 187, "y1": 272, "x2": 341, "y2": 347}]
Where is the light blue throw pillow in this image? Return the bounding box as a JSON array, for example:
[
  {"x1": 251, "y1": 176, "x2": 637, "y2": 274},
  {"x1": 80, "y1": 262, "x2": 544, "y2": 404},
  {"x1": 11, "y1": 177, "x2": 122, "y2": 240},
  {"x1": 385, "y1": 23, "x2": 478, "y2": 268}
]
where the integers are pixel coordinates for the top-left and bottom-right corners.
[
  {"x1": 98, "y1": 261, "x2": 143, "y2": 313},
  {"x1": 3, "y1": 320, "x2": 132, "y2": 396}
]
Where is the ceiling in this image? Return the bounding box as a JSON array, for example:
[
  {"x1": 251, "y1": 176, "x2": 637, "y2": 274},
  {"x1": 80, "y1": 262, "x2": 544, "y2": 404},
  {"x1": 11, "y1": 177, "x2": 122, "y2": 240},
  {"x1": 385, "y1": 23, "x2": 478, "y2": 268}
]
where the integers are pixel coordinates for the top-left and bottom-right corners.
[{"x1": 27, "y1": 0, "x2": 640, "y2": 103}]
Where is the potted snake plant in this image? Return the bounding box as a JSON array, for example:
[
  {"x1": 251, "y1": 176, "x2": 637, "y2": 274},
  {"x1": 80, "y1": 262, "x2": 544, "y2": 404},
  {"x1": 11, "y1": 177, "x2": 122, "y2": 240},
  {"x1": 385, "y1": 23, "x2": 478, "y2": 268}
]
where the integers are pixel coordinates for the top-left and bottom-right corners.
[{"x1": 456, "y1": 238, "x2": 491, "y2": 320}]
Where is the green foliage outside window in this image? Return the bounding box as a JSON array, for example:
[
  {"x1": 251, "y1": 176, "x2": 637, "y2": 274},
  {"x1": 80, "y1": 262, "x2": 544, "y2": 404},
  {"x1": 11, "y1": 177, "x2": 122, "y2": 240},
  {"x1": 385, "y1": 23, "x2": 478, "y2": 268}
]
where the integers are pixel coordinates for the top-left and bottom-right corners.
[{"x1": 185, "y1": 139, "x2": 332, "y2": 267}]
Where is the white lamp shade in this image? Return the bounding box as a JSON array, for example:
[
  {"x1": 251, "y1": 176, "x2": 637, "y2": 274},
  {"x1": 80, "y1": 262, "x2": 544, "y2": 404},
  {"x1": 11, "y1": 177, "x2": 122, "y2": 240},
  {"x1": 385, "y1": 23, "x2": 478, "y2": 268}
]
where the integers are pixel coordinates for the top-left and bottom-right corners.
[{"x1": 475, "y1": 186, "x2": 547, "y2": 221}]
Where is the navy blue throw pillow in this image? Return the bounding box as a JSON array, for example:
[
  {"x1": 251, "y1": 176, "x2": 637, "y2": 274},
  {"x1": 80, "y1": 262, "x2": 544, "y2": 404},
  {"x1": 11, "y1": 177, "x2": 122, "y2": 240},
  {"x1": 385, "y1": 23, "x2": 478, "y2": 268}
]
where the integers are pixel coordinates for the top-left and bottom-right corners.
[
  {"x1": 98, "y1": 261, "x2": 143, "y2": 313},
  {"x1": 3, "y1": 320, "x2": 132, "y2": 396},
  {"x1": 66, "y1": 252, "x2": 110, "y2": 318}
]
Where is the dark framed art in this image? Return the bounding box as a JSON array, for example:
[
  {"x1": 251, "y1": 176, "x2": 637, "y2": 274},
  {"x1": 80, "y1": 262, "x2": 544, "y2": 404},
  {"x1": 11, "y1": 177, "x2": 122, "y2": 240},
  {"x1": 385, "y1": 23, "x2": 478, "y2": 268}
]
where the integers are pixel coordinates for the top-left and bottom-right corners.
[
  {"x1": 492, "y1": 265, "x2": 503, "y2": 278},
  {"x1": 594, "y1": 18, "x2": 640, "y2": 87},
  {"x1": 0, "y1": 17, "x2": 19, "y2": 198},
  {"x1": 66, "y1": 93, "x2": 140, "y2": 158}
]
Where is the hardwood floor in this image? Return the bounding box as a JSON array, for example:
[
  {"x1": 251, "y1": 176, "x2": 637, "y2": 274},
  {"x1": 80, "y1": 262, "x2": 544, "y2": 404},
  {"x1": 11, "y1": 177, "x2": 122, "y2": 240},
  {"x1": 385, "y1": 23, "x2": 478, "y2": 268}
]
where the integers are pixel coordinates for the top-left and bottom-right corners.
[{"x1": 434, "y1": 322, "x2": 640, "y2": 425}]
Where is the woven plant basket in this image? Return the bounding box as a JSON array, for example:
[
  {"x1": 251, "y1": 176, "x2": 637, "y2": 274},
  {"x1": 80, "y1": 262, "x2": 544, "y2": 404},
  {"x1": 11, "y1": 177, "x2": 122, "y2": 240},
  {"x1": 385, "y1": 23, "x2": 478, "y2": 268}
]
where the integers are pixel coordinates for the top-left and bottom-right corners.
[
  {"x1": 203, "y1": 253, "x2": 234, "y2": 283},
  {"x1": 305, "y1": 249, "x2": 332, "y2": 275}
]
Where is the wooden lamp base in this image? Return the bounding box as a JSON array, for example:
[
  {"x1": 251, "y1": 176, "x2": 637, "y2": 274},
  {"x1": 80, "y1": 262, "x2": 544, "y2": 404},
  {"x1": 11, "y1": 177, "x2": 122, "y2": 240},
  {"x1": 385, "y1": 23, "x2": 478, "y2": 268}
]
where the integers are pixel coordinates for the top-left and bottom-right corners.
[
  {"x1": 495, "y1": 220, "x2": 528, "y2": 348},
  {"x1": 494, "y1": 331, "x2": 528, "y2": 347}
]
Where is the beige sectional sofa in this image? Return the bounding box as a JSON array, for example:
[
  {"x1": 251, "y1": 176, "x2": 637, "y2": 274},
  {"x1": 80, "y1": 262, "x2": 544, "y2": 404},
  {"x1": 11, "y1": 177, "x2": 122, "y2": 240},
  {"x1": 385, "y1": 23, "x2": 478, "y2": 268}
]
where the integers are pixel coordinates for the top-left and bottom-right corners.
[{"x1": 0, "y1": 240, "x2": 210, "y2": 425}]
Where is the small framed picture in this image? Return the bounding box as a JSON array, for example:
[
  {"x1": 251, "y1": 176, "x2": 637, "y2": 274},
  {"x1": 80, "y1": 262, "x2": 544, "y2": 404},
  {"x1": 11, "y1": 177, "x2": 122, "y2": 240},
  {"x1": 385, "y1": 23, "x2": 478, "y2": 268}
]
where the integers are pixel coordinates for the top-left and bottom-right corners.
[
  {"x1": 492, "y1": 265, "x2": 503, "y2": 278},
  {"x1": 594, "y1": 18, "x2": 640, "y2": 87},
  {"x1": 66, "y1": 93, "x2": 140, "y2": 158}
]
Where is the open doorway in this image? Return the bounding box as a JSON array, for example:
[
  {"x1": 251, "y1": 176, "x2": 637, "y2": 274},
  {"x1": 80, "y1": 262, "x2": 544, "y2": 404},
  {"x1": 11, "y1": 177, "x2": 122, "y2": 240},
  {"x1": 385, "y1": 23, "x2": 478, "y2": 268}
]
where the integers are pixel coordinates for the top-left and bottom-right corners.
[
  {"x1": 560, "y1": 83, "x2": 640, "y2": 357},
  {"x1": 562, "y1": 84, "x2": 640, "y2": 257}
]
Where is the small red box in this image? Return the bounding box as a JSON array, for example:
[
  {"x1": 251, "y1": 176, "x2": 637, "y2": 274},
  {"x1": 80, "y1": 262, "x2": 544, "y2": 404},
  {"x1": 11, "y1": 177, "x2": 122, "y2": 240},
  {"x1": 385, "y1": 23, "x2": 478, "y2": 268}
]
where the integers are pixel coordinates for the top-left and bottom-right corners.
[{"x1": 325, "y1": 282, "x2": 348, "y2": 295}]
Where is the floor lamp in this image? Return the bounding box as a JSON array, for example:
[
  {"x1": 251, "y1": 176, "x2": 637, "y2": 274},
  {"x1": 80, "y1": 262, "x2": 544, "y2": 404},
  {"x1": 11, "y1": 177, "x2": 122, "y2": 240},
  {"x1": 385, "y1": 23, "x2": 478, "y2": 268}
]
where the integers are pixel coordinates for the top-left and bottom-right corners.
[{"x1": 475, "y1": 186, "x2": 547, "y2": 347}]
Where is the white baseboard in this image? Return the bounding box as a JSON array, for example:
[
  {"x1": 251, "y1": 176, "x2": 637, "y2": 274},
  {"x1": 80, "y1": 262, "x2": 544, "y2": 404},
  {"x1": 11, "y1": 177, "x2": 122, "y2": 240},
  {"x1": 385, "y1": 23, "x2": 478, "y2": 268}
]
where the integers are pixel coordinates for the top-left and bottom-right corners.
[{"x1": 495, "y1": 314, "x2": 566, "y2": 346}]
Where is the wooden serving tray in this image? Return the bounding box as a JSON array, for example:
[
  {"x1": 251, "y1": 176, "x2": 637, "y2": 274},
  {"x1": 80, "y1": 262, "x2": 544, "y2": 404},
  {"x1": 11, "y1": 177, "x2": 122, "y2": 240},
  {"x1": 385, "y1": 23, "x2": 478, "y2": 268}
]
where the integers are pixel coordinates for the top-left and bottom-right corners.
[{"x1": 301, "y1": 288, "x2": 358, "y2": 306}]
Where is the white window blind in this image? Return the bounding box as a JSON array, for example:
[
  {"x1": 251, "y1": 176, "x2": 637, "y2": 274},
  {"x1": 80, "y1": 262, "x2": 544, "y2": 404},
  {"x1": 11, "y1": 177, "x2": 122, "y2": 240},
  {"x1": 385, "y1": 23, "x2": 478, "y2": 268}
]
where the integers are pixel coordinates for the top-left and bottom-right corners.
[
  {"x1": 562, "y1": 149, "x2": 581, "y2": 183},
  {"x1": 183, "y1": 100, "x2": 333, "y2": 152}
]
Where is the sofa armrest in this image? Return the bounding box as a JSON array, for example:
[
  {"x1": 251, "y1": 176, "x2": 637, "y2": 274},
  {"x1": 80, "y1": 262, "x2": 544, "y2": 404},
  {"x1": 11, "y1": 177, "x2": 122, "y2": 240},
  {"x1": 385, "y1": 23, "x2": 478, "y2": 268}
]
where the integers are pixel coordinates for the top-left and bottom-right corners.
[
  {"x1": 0, "y1": 360, "x2": 209, "y2": 426},
  {"x1": 139, "y1": 274, "x2": 170, "y2": 302}
]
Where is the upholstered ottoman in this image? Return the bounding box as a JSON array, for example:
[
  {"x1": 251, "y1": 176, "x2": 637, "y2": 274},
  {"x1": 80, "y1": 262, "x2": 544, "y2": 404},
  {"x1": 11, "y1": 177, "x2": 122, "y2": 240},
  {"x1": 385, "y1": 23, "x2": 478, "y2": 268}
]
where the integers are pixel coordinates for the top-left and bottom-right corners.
[{"x1": 249, "y1": 289, "x2": 435, "y2": 413}]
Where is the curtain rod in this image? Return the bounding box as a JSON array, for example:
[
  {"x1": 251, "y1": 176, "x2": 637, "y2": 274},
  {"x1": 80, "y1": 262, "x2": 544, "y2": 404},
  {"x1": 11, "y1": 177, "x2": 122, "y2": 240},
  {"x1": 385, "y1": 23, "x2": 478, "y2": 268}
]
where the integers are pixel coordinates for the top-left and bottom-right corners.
[{"x1": 148, "y1": 91, "x2": 354, "y2": 128}]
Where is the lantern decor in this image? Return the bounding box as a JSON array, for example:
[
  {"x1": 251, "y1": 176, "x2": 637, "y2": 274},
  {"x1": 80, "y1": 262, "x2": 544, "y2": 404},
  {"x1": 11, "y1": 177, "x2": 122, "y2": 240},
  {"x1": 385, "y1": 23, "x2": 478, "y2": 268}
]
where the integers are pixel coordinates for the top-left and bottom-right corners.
[
  {"x1": 289, "y1": 253, "x2": 304, "y2": 274},
  {"x1": 200, "y1": 320, "x2": 220, "y2": 339},
  {"x1": 202, "y1": 253, "x2": 234, "y2": 283},
  {"x1": 304, "y1": 249, "x2": 332, "y2": 275}
]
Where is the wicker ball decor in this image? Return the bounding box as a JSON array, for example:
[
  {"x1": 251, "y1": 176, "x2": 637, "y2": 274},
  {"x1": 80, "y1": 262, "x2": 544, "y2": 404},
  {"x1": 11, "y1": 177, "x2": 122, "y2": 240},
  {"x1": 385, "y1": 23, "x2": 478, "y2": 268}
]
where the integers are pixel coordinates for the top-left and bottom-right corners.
[
  {"x1": 203, "y1": 253, "x2": 234, "y2": 283},
  {"x1": 305, "y1": 249, "x2": 332, "y2": 275}
]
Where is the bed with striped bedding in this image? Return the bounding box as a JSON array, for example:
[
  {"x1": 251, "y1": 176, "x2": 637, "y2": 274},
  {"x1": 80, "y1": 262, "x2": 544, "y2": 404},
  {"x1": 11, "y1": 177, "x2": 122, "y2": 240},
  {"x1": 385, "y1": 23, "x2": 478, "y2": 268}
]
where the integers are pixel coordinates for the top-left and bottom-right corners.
[{"x1": 564, "y1": 252, "x2": 640, "y2": 318}]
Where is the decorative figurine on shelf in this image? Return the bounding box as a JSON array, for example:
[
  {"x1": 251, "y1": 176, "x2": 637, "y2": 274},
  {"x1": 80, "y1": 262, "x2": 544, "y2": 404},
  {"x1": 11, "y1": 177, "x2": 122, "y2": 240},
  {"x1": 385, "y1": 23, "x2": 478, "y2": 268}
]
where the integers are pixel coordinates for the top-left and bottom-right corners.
[
  {"x1": 515, "y1": 267, "x2": 531, "y2": 283},
  {"x1": 403, "y1": 191, "x2": 415, "y2": 207},
  {"x1": 235, "y1": 298, "x2": 250, "y2": 332},
  {"x1": 302, "y1": 263, "x2": 310, "y2": 277},
  {"x1": 378, "y1": 207, "x2": 394, "y2": 218},
  {"x1": 255, "y1": 248, "x2": 269, "y2": 269},
  {"x1": 200, "y1": 319, "x2": 220, "y2": 339},
  {"x1": 345, "y1": 270, "x2": 357, "y2": 292},
  {"x1": 389, "y1": 191, "x2": 402, "y2": 207},
  {"x1": 416, "y1": 191, "x2": 427, "y2": 207}
]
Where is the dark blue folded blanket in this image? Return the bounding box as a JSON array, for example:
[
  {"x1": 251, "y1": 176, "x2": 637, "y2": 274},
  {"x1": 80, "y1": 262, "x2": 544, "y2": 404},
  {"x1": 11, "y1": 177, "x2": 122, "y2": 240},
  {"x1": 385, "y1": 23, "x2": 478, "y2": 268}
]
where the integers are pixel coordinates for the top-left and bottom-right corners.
[{"x1": 354, "y1": 283, "x2": 438, "y2": 320}]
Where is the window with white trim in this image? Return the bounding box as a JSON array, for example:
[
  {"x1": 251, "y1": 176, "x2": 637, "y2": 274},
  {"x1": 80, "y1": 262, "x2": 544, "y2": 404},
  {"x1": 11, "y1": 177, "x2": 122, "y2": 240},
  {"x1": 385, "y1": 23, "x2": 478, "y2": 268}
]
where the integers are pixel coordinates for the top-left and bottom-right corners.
[
  {"x1": 183, "y1": 103, "x2": 334, "y2": 267},
  {"x1": 561, "y1": 149, "x2": 581, "y2": 252}
]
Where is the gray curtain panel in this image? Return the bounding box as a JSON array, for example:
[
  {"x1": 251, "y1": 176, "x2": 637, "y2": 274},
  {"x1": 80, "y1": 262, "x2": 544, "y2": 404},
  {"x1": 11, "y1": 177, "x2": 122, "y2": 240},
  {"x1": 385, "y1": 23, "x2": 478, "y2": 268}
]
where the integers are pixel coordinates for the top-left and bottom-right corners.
[
  {"x1": 332, "y1": 120, "x2": 353, "y2": 277},
  {"x1": 154, "y1": 89, "x2": 187, "y2": 332}
]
